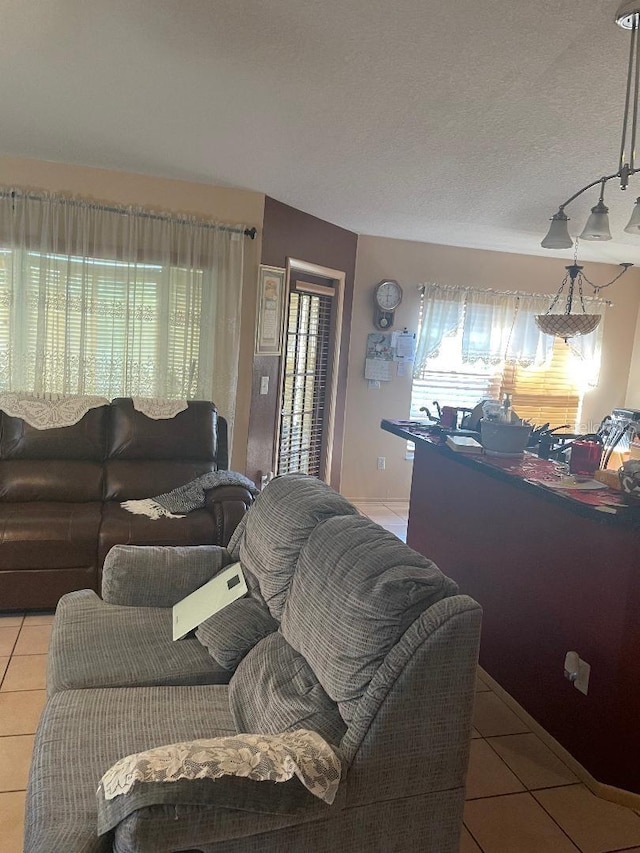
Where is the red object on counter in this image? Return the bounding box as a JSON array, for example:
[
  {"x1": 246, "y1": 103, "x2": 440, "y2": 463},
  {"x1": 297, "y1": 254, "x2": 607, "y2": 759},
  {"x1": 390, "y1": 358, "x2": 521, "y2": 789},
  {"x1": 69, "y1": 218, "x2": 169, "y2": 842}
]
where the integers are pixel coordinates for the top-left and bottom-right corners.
[{"x1": 570, "y1": 438, "x2": 603, "y2": 478}]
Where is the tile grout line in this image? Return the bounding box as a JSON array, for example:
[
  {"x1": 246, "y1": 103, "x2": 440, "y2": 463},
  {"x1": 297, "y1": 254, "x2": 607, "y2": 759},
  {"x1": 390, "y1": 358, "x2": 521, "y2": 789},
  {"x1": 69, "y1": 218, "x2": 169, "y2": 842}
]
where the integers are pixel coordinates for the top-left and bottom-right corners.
[
  {"x1": 480, "y1": 732, "x2": 581, "y2": 792},
  {"x1": 478, "y1": 743, "x2": 640, "y2": 851},
  {"x1": 461, "y1": 822, "x2": 486, "y2": 853},
  {"x1": 0, "y1": 620, "x2": 23, "y2": 687},
  {"x1": 468, "y1": 695, "x2": 597, "y2": 851},
  {"x1": 532, "y1": 786, "x2": 640, "y2": 853}
]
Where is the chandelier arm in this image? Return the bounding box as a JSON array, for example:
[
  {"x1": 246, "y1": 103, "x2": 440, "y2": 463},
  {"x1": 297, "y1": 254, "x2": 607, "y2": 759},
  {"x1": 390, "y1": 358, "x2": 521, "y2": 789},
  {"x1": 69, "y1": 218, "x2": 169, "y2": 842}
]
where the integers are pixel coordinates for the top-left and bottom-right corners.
[
  {"x1": 581, "y1": 262, "x2": 634, "y2": 291},
  {"x1": 632, "y1": 16, "x2": 640, "y2": 171},
  {"x1": 556, "y1": 172, "x2": 621, "y2": 212},
  {"x1": 621, "y1": 15, "x2": 638, "y2": 172}
]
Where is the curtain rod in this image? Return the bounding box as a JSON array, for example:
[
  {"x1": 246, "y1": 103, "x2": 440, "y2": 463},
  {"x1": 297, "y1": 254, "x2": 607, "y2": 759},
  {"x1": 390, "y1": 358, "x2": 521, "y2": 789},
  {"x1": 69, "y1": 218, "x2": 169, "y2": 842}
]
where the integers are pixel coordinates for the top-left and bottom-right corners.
[
  {"x1": 418, "y1": 281, "x2": 611, "y2": 307},
  {"x1": 1, "y1": 188, "x2": 257, "y2": 240}
]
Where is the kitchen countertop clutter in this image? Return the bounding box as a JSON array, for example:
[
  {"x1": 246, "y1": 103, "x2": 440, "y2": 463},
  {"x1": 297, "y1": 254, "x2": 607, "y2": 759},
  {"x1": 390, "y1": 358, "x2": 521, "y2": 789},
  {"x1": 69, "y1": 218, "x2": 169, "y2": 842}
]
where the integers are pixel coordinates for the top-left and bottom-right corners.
[{"x1": 382, "y1": 418, "x2": 640, "y2": 527}]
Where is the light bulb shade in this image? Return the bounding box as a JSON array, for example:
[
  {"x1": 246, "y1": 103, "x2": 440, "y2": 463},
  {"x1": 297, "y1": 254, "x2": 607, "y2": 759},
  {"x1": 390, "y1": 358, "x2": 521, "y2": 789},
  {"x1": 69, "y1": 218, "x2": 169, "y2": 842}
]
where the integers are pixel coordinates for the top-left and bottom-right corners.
[
  {"x1": 541, "y1": 211, "x2": 573, "y2": 249},
  {"x1": 535, "y1": 313, "x2": 601, "y2": 339},
  {"x1": 624, "y1": 197, "x2": 640, "y2": 232},
  {"x1": 579, "y1": 200, "x2": 612, "y2": 241},
  {"x1": 615, "y1": 1, "x2": 640, "y2": 29}
]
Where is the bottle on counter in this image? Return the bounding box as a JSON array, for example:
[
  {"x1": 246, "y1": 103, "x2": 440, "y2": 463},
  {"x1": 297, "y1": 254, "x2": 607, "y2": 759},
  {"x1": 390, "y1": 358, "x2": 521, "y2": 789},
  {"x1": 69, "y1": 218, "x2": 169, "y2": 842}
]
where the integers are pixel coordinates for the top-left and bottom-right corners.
[{"x1": 501, "y1": 393, "x2": 512, "y2": 423}]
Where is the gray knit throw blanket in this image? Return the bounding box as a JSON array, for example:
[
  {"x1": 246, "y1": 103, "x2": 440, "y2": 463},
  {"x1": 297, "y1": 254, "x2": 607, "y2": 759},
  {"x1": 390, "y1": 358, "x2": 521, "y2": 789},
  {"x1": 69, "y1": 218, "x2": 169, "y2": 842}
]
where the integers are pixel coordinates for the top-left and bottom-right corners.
[{"x1": 121, "y1": 471, "x2": 258, "y2": 520}]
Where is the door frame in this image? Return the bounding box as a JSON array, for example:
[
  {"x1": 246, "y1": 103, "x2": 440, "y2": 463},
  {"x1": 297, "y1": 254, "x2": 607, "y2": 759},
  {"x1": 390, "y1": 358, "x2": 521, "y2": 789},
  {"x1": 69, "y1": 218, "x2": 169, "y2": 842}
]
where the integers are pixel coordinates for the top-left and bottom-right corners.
[{"x1": 273, "y1": 257, "x2": 345, "y2": 486}]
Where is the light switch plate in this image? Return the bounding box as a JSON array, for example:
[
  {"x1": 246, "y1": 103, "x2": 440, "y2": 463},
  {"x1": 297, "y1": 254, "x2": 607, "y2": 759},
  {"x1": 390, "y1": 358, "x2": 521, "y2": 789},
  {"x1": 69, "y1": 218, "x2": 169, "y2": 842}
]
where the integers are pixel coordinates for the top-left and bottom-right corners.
[{"x1": 260, "y1": 376, "x2": 269, "y2": 395}]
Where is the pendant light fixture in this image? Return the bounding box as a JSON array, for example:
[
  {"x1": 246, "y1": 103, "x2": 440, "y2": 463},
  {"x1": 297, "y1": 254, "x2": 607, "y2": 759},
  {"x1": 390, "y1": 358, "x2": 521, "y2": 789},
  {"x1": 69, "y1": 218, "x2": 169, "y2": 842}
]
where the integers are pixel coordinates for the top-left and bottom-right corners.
[
  {"x1": 541, "y1": 1, "x2": 640, "y2": 248},
  {"x1": 535, "y1": 241, "x2": 633, "y2": 340}
]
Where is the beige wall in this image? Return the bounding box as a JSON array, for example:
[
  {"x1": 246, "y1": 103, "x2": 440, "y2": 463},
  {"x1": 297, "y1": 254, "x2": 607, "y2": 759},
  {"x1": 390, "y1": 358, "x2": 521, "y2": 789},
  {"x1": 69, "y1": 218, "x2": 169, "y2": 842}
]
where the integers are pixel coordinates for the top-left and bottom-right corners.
[
  {"x1": 341, "y1": 235, "x2": 640, "y2": 501},
  {"x1": 0, "y1": 156, "x2": 265, "y2": 471},
  {"x1": 626, "y1": 307, "x2": 640, "y2": 408}
]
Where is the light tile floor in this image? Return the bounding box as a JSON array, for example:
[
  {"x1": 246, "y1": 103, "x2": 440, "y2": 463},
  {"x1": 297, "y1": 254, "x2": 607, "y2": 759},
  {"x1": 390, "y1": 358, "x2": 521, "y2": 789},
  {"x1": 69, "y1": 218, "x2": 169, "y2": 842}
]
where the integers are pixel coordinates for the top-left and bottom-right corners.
[
  {"x1": 354, "y1": 500, "x2": 640, "y2": 853},
  {"x1": 0, "y1": 611, "x2": 53, "y2": 853},
  {"x1": 1, "y1": 505, "x2": 639, "y2": 852}
]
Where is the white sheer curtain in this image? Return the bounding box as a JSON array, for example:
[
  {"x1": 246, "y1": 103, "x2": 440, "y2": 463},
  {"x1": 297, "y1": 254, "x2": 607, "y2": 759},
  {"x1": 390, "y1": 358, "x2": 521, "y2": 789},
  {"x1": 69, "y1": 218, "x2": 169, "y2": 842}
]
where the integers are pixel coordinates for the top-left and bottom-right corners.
[
  {"x1": 0, "y1": 188, "x2": 246, "y2": 431},
  {"x1": 414, "y1": 283, "x2": 607, "y2": 383}
]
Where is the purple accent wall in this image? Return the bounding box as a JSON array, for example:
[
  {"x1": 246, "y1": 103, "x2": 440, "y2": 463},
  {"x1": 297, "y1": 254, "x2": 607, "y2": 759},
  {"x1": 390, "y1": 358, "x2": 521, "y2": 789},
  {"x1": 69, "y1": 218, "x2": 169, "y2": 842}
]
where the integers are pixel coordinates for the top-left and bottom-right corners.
[
  {"x1": 245, "y1": 197, "x2": 357, "y2": 487},
  {"x1": 406, "y1": 438, "x2": 640, "y2": 794}
]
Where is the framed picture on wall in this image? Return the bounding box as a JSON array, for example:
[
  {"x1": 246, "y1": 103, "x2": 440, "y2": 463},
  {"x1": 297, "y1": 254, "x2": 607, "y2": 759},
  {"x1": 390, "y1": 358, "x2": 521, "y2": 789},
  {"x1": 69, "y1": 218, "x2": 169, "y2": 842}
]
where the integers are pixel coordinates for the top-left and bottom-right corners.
[{"x1": 255, "y1": 265, "x2": 286, "y2": 355}]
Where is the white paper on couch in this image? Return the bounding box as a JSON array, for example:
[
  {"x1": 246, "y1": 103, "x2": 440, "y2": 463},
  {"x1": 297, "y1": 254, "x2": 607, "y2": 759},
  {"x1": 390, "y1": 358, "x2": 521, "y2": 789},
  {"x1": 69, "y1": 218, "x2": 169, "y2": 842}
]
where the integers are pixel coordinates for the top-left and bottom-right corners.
[{"x1": 172, "y1": 562, "x2": 248, "y2": 641}]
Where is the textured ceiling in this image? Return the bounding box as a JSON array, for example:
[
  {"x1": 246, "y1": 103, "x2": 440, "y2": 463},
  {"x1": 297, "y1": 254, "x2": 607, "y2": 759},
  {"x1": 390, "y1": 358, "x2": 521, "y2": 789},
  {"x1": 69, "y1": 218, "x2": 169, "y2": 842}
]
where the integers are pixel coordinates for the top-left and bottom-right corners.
[{"x1": 3, "y1": 0, "x2": 640, "y2": 265}]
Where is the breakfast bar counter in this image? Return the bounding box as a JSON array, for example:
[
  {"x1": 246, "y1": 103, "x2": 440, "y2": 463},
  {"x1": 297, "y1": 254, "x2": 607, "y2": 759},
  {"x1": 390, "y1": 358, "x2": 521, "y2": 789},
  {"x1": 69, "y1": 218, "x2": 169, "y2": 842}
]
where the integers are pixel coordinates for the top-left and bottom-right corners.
[{"x1": 382, "y1": 418, "x2": 640, "y2": 797}]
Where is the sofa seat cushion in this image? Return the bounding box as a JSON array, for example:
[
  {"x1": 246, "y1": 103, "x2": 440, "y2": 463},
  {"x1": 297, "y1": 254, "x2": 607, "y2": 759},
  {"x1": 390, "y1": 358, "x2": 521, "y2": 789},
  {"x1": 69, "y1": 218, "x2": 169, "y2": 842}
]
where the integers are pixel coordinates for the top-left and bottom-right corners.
[
  {"x1": 280, "y1": 514, "x2": 459, "y2": 723},
  {"x1": 98, "y1": 501, "x2": 219, "y2": 566},
  {"x1": 25, "y1": 685, "x2": 235, "y2": 853},
  {"x1": 47, "y1": 590, "x2": 230, "y2": 695},
  {"x1": 0, "y1": 502, "x2": 101, "y2": 569},
  {"x1": 229, "y1": 633, "x2": 347, "y2": 747},
  {"x1": 196, "y1": 597, "x2": 279, "y2": 670},
  {"x1": 238, "y1": 474, "x2": 358, "y2": 619}
]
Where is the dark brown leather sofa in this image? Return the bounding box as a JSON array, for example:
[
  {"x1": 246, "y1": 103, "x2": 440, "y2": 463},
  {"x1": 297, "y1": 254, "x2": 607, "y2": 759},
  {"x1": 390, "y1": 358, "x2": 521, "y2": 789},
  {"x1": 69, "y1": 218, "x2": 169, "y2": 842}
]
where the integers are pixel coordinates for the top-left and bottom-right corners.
[{"x1": 0, "y1": 398, "x2": 254, "y2": 610}]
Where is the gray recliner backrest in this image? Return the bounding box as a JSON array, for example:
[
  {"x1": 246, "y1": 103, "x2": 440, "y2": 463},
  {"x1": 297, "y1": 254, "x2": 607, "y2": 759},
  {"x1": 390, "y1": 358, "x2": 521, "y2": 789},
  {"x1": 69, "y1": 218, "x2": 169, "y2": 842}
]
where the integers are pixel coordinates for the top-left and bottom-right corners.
[
  {"x1": 229, "y1": 474, "x2": 358, "y2": 619},
  {"x1": 341, "y1": 594, "x2": 482, "y2": 806},
  {"x1": 279, "y1": 513, "x2": 460, "y2": 722}
]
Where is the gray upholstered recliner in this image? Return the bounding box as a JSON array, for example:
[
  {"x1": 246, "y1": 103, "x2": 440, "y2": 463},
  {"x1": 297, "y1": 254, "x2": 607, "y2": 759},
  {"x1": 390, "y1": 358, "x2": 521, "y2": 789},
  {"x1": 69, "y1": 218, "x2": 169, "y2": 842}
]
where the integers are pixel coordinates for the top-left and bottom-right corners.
[{"x1": 25, "y1": 474, "x2": 481, "y2": 852}]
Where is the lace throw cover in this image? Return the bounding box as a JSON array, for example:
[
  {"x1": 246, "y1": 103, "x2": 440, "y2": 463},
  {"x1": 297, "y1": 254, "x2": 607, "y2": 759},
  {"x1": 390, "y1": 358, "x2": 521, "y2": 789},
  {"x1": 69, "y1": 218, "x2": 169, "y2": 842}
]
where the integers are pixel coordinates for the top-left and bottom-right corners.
[
  {"x1": 98, "y1": 729, "x2": 341, "y2": 805},
  {"x1": 131, "y1": 398, "x2": 189, "y2": 419},
  {"x1": 0, "y1": 393, "x2": 109, "y2": 430}
]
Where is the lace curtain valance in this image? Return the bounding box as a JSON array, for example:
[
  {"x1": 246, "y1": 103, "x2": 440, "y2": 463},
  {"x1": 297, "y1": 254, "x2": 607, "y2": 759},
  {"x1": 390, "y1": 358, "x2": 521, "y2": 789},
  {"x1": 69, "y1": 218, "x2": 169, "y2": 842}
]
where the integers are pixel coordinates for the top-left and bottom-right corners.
[{"x1": 414, "y1": 283, "x2": 607, "y2": 383}]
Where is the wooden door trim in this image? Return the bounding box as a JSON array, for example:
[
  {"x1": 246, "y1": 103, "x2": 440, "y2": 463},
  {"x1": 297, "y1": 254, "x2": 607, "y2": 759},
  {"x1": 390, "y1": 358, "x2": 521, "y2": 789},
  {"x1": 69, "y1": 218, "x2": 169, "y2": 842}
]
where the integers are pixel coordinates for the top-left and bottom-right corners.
[{"x1": 273, "y1": 258, "x2": 345, "y2": 487}]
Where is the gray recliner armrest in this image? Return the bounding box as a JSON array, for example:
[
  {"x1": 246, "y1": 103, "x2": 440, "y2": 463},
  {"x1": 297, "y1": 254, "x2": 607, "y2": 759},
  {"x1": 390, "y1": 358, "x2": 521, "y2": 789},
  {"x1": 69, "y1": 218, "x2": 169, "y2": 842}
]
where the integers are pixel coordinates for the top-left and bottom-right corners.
[{"x1": 101, "y1": 544, "x2": 232, "y2": 607}]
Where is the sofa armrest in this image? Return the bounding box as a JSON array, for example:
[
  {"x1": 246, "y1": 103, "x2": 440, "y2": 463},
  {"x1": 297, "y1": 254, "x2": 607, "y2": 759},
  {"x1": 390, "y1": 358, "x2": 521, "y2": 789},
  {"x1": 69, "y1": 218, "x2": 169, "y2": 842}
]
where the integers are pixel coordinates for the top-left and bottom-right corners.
[
  {"x1": 101, "y1": 544, "x2": 232, "y2": 607},
  {"x1": 97, "y1": 731, "x2": 343, "y2": 849},
  {"x1": 205, "y1": 485, "x2": 255, "y2": 547}
]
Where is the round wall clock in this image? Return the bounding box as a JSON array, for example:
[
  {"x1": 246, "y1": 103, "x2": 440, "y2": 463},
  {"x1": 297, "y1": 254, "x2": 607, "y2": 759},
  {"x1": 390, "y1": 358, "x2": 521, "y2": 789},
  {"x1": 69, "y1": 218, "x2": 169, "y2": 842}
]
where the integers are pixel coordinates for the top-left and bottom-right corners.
[{"x1": 373, "y1": 279, "x2": 403, "y2": 329}]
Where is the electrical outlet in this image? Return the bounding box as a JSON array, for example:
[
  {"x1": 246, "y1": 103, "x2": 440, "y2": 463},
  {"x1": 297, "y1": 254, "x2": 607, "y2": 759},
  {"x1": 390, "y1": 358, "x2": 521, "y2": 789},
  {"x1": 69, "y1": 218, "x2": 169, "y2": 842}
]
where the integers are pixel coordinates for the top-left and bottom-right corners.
[
  {"x1": 259, "y1": 376, "x2": 269, "y2": 395},
  {"x1": 377, "y1": 456, "x2": 386, "y2": 470},
  {"x1": 564, "y1": 651, "x2": 591, "y2": 695}
]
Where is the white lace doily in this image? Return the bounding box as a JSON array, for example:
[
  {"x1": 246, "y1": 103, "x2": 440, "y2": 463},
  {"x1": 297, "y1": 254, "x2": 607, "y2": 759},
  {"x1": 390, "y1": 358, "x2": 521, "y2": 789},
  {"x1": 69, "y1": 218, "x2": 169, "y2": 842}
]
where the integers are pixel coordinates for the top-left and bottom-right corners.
[
  {"x1": 98, "y1": 729, "x2": 341, "y2": 805},
  {"x1": 131, "y1": 398, "x2": 189, "y2": 419},
  {"x1": 0, "y1": 393, "x2": 110, "y2": 430}
]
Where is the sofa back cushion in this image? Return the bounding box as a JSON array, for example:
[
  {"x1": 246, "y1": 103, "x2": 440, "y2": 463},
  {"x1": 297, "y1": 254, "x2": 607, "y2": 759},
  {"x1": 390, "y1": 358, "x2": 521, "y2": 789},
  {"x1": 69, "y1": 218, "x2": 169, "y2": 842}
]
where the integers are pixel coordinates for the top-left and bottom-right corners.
[
  {"x1": 229, "y1": 632, "x2": 347, "y2": 747},
  {"x1": 237, "y1": 474, "x2": 358, "y2": 619},
  {"x1": 280, "y1": 514, "x2": 459, "y2": 723},
  {"x1": 103, "y1": 399, "x2": 222, "y2": 500},
  {"x1": 107, "y1": 399, "x2": 219, "y2": 461},
  {"x1": 0, "y1": 406, "x2": 107, "y2": 460},
  {"x1": 195, "y1": 598, "x2": 279, "y2": 671},
  {"x1": 0, "y1": 460, "x2": 104, "y2": 502}
]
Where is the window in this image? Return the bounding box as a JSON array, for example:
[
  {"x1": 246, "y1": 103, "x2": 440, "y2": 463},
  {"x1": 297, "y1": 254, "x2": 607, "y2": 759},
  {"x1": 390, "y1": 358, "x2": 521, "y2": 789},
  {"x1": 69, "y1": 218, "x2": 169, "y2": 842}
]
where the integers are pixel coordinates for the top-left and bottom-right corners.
[
  {"x1": 410, "y1": 333, "x2": 502, "y2": 421},
  {"x1": 0, "y1": 189, "x2": 246, "y2": 428},
  {"x1": 410, "y1": 284, "x2": 605, "y2": 439},
  {"x1": 0, "y1": 248, "x2": 206, "y2": 399},
  {"x1": 500, "y1": 343, "x2": 585, "y2": 430}
]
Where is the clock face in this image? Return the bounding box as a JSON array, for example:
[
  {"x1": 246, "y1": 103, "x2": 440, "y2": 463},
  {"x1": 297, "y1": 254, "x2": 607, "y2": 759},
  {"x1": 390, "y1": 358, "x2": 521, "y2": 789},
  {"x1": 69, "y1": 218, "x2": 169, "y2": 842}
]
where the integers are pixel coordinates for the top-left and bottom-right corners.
[{"x1": 375, "y1": 280, "x2": 402, "y2": 311}]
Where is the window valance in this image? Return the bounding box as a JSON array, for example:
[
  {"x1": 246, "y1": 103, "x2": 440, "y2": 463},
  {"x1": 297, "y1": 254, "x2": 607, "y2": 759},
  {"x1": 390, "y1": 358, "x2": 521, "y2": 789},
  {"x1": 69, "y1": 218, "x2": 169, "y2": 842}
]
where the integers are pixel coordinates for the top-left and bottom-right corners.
[{"x1": 413, "y1": 283, "x2": 607, "y2": 385}]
